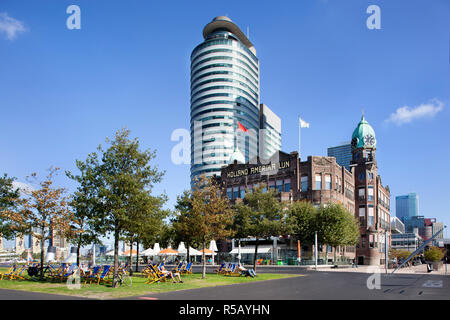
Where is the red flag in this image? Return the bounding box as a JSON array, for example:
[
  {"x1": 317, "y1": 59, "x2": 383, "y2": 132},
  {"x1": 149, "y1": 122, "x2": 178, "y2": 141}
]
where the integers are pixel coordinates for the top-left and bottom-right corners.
[{"x1": 238, "y1": 121, "x2": 248, "y2": 132}]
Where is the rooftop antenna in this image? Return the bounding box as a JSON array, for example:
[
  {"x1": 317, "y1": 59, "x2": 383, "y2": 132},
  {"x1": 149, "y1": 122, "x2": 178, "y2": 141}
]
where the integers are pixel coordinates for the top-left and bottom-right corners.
[{"x1": 362, "y1": 108, "x2": 365, "y2": 119}]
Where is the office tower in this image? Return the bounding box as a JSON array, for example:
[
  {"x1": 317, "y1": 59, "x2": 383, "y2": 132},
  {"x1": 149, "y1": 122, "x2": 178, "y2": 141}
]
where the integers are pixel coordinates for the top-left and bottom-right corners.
[
  {"x1": 327, "y1": 142, "x2": 352, "y2": 171},
  {"x1": 396, "y1": 193, "x2": 419, "y2": 222},
  {"x1": 259, "y1": 104, "x2": 282, "y2": 160},
  {"x1": 190, "y1": 16, "x2": 281, "y2": 185}
]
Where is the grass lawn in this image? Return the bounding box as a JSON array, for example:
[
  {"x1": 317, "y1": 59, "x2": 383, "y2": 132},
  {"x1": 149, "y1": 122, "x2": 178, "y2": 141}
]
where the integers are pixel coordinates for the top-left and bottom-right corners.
[{"x1": 0, "y1": 267, "x2": 301, "y2": 299}]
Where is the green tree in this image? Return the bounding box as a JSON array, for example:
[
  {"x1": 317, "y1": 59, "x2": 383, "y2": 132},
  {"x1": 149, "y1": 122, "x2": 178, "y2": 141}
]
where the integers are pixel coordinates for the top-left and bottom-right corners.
[
  {"x1": 172, "y1": 190, "x2": 202, "y2": 263},
  {"x1": 2, "y1": 168, "x2": 74, "y2": 278},
  {"x1": 316, "y1": 203, "x2": 359, "y2": 263},
  {"x1": 234, "y1": 184, "x2": 287, "y2": 271},
  {"x1": 123, "y1": 193, "x2": 168, "y2": 274},
  {"x1": 191, "y1": 175, "x2": 234, "y2": 279},
  {"x1": 0, "y1": 174, "x2": 21, "y2": 240},
  {"x1": 66, "y1": 158, "x2": 102, "y2": 266},
  {"x1": 286, "y1": 201, "x2": 317, "y2": 244},
  {"x1": 70, "y1": 128, "x2": 165, "y2": 287}
]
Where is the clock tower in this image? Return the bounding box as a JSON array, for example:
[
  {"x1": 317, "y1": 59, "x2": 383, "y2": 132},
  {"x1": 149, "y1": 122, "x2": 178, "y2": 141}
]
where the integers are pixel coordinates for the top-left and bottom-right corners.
[{"x1": 351, "y1": 114, "x2": 390, "y2": 265}]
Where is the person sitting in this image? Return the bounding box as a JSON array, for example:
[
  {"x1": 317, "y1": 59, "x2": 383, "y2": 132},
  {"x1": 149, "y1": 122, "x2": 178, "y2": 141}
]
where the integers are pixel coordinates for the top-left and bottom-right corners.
[
  {"x1": 160, "y1": 265, "x2": 183, "y2": 283},
  {"x1": 238, "y1": 262, "x2": 256, "y2": 278}
]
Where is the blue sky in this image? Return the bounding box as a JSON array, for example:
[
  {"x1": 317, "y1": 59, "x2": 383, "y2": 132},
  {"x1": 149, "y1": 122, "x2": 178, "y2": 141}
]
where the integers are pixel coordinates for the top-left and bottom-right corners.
[{"x1": 1, "y1": 0, "x2": 449, "y2": 247}]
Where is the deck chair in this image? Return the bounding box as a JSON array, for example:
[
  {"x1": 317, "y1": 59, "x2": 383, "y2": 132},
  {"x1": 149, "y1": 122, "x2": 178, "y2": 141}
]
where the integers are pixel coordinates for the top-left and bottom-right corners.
[
  {"x1": 84, "y1": 265, "x2": 101, "y2": 284},
  {"x1": 181, "y1": 262, "x2": 192, "y2": 274},
  {"x1": 10, "y1": 264, "x2": 27, "y2": 280},
  {"x1": 48, "y1": 263, "x2": 67, "y2": 281},
  {"x1": 215, "y1": 263, "x2": 226, "y2": 274},
  {"x1": 224, "y1": 264, "x2": 242, "y2": 277},
  {"x1": 145, "y1": 264, "x2": 171, "y2": 284},
  {"x1": 93, "y1": 265, "x2": 112, "y2": 285},
  {"x1": 60, "y1": 264, "x2": 77, "y2": 282},
  {"x1": 172, "y1": 262, "x2": 185, "y2": 273},
  {"x1": 0, "y1": 264, "x2": 17, "y2": 280}
]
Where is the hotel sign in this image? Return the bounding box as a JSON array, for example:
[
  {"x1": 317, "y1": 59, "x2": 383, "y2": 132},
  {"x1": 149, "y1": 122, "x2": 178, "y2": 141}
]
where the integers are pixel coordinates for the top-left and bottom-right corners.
[{"x1": 226, "y1": 160, "x2": 290, "y2": 179}]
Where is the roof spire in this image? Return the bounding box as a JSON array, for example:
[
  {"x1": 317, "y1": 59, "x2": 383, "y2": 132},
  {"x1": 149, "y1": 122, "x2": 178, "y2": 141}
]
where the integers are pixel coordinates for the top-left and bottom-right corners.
[{"x1": 362, "y1": 108, "x2": 365, "y2": 120}]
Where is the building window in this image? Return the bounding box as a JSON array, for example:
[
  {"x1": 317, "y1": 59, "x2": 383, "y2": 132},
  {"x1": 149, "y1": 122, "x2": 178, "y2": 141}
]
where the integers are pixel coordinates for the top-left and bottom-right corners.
[
  {"x1": 358, "y1": 188, "x2": 365, "y2": 200},
  {"x1": 240, "y1": 186, "x2": 245, "y2": 199},
  {"x1": 247, "y1": 184, "x2": 253, "y2": 193},
  {"x1": 368, "y1": 206, "x2": 374, "y2": 227},
  {"x1": 359, "y1": 206, "x2": 366, "y2": 226},
  {"x1": 276, "y1": 180, "x2": 283, "y2": 193},
  {"x1": 227, "y1": 188, "x2": 232, "y2": 199},
  {"x1": 233, "y1": 187, "x2": 239, "y2": 199},
  {"x1": 301, "y1": 176, "x2": 308, "y2": 192},
  {"x1": 315, "y1": 174, "x2": 322, "y2": 190},
  {"x1": 368, "y1": 186, "x2": 374, "y2": 201},
  {"x1": 268, "y1": 181, "x2": 275, "y2": 191},
  {"x1": 284, "y1": 179, "x2": 291, "y2": 192},
  {"x1": 325, "y1": 175, "x2": 331, "y2": 190}
]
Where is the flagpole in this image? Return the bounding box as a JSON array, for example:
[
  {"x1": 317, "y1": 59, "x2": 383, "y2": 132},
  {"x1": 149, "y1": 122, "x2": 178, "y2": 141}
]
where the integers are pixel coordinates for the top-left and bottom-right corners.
[{"x1": 298, "y1": 116, "x2": 301, "y2": 159}]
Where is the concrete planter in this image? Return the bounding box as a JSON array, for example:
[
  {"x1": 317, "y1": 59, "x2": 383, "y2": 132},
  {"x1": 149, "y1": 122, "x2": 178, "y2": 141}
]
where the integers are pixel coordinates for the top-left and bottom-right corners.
[{"x1": 425, "y1": 261, "x2": 443, "y2": 271}]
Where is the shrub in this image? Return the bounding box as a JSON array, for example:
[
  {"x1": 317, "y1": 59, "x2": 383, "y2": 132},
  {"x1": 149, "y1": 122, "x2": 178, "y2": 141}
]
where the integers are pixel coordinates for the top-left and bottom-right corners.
[{"x1": 424, "y1": 246, "x2": 445, "y2": 262}]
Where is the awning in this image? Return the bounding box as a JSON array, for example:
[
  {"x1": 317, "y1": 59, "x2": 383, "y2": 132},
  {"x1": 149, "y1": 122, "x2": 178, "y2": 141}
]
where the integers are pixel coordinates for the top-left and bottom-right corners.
[{"x1": 229, "y1": 246, "x2": 272, "y2": 254}]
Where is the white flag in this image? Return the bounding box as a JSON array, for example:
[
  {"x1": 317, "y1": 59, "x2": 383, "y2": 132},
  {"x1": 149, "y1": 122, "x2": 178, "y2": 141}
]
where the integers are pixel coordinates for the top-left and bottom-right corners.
[{"x1": 299, "y1": 117, "x2": 310, "y2": 128}]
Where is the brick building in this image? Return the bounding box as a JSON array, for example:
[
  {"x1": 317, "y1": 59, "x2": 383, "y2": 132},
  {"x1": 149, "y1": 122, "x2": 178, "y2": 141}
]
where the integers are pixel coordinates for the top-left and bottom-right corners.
[{"x1": 216, "y1": 115, "x2": 391, "y2": 265}]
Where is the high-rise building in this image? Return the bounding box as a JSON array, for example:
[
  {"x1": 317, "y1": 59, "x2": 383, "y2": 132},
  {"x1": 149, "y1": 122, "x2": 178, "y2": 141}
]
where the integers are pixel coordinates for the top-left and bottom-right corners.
[
  {"x1": 396, "y1": 193, "x2": 419, "y2": 221},
  {"x1": 259, "y1": 104, "x2": 281, "y2": 159},
  {"x1": 190, "y1": 16, "x2": 281, "y2": 185},
  {"x1": 327, "y1": 142, "x2": 352, "y2": 171}
]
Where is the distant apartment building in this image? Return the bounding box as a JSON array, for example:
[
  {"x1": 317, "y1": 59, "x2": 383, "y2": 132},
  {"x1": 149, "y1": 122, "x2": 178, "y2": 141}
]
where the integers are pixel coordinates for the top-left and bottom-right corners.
[{"x1": 327, "y1": 142, "x2": 352, "y2": 171}]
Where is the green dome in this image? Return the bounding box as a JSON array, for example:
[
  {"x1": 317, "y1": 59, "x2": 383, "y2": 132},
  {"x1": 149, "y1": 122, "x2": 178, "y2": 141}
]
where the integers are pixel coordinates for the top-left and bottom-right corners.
[{"x1": 351, "y1": 115, "x2": 376, "y2": 149}]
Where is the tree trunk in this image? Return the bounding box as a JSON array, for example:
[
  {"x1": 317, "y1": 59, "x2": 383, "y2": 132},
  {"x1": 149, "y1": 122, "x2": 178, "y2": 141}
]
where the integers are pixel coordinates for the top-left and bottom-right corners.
[
  {"x1": 334, "y1": 246, "x2": 337, "y2": 264},
  {"x1": 39, "y1": 237, "x2": 44, "y2": 279},
  {"x1": 113, "y1": 230, "x2": 119, "y2": 288},
  {"x1": 202, "y1": 240, "x2": 206, "y2": 279},
  {"x1": 77, "y1": 243, "x2": 81, "y2": 267},
  {"x1": 77, "y1": 233, "x2": 82, "y2": 267},
  {"x1": 187, "y1": 242, "x2": 190, "y2": 263},
  {"x1": 135, "y1": 240, "x2": 140, "y2": 274},
  {"x1": 253, "y1": 239, "x2": 259, "y2": 272},
  {"x1": 129, "y1": 239, "x2": 133, "y2": 276}
]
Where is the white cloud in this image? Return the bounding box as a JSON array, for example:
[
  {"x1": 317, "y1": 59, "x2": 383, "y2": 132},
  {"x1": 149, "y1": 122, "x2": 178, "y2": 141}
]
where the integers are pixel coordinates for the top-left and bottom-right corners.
[
  {"x1": 385, "y1": 99, "x2": 444, "y2": 125},
  {"x1": 0, "y1": 12, "x2": 27, "y2": 40}
]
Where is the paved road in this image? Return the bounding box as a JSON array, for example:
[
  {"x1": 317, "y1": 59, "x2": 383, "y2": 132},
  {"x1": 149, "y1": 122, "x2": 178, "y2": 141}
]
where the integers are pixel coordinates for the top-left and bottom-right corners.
[
  {"x1": 129, "y1": 271, "x2": 450, "y2": 300},
  {"x1": 0, "y1": 288, "x2": 88, "y2": 300},
  {"x1": 0, "y1": 270, "x2": 448, "y2": 300}
]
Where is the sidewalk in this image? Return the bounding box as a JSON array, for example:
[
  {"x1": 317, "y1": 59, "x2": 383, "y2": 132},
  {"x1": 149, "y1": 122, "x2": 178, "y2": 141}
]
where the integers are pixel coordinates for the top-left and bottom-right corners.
[{"x1": 314, "y1": 263, "x2": 449, "y2": 275}]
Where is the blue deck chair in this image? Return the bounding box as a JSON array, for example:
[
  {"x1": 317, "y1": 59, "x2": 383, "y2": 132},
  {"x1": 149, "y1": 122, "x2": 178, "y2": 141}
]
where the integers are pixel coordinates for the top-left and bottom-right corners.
[
  {"x1": 93, "y1": 265, "x2": 112, "y2": 285},
  {"x1": 84, "y1": 265, "x2": 101, "y2": 284},
  {"x1": 0, "y1": 264, "x2": 18, "y2": 280},
  {"x1": 215, "y1": 263, "x2": 226, "y2": 274},
  {"x1": 60, "y1": 264, "x2": 77, "y2": 282},
  {"x1": 224, "y1": 264, "x2": 241, "y2": 277},
  {"x1": 181, "y1": 262, "x2": 192, "y2": 274}
]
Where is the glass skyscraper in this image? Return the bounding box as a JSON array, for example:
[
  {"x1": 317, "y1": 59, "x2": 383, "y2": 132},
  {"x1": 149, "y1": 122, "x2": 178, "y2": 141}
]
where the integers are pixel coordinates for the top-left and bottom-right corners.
[
  {"x1": 327, "y1": 142, "x2": 352, "y2": 171},
  {"x1": 396, "y1": 193, "x2": 419, "y2": 221},
  {"x1": 190, "y1": 16, "x2": 280, "y2": 185}
]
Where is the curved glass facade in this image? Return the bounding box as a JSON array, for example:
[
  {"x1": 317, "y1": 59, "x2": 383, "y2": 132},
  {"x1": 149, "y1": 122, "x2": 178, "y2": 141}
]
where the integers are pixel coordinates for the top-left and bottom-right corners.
[{"x1": 190, "y1": 24, "x2": 260, "y2": 185}]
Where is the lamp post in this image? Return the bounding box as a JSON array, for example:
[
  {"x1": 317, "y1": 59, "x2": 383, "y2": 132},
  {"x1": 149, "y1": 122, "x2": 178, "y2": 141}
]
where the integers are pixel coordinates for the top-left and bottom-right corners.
[{"x1": 315, "y1": 231, "x2": 318, "y2": 271}]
